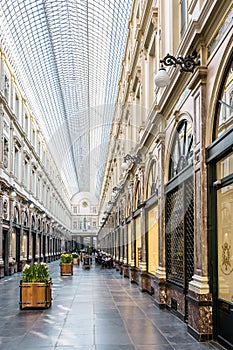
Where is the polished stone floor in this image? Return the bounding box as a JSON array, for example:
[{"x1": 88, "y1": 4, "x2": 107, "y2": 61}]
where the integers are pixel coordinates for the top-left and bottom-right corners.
[{"x1": 0, "y1": 259, "x2": 227, "y2": 350}]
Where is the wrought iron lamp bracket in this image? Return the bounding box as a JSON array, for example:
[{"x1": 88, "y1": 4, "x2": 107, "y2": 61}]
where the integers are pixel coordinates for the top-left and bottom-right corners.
[
  {"x1": 123, "y1": 153, "x2": 142, "y2": 164},
  {"x1": 160, "y1": 50, "x2": 200, "y2": 73},
  {"x1": 112, "y1": 186, "x2": 124, "y2": 194}
]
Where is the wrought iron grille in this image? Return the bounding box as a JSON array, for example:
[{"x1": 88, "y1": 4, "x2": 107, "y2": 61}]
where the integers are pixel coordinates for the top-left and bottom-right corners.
[
  {"x1": 166, "y1": 186, "x2": 184, "y2": 285},
  {"x1": 184, "y1": 178, "x2": 194, "y2": 285},
  {"x1": 166, "y1": 177, "x2": 194, "y2": 288}
]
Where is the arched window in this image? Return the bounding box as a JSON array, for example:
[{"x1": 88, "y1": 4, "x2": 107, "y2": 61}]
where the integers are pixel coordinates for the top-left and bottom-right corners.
[
  {"x1": 13, "y1": 206, "x2": 19, "y2": 224},
  {"x1": 146, "y1": 160, "x2": 158, "y2": 198},
  {"x1": 134, "y1": 181, "x2": 141, "y2": 210},
  {"x1": 215, "y1": 60, "x2": 233, "y2": 138},
  {"x1": 31, "y1": 216, "x2": 35, "y2": 230},
  {"x1": 23, "y1": 213, "x2": 28, "y2": 227},
  {"x1": 169, "y1": 119, "x2": 193, "y2": 179},
  {"x1": 126, "y1": 193, "x2": 131, "y2": 217}
]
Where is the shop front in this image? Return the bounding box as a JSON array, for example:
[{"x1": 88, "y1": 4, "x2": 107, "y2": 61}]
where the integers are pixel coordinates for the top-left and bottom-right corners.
[{"x1": 207, "y1": 57, "x2": 233, "y2": 350}]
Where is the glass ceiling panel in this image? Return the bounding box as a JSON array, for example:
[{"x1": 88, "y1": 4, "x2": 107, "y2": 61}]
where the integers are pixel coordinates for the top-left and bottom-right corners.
[{"x1": 0, "y1": 0, "x2": 132, "y2": 198}]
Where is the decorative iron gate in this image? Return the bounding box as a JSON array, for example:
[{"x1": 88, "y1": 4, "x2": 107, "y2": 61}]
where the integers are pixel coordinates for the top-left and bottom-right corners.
[
  {"x1": 166, "y1": 185, "x2": 184, "y2": 284},
  {"x1": 166, "y1": 176, "x2": 194, "y2": 318}
]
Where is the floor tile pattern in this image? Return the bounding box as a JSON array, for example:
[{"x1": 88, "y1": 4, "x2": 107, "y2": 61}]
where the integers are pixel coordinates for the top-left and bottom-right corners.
[{"x1": 0, "y1": 260, "x2": 226, "y2": 350}]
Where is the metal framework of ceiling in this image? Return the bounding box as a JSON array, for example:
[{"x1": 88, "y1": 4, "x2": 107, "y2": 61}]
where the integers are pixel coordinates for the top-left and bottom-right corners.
[{"x1": 0, "y1": 0, "x2": 132, "y2": 198}]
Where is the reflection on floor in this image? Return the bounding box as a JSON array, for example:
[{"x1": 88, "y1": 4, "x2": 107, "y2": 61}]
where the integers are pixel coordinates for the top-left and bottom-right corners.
[{"x1": 0, "y1": 259, "x2": 226, "y2": 350}]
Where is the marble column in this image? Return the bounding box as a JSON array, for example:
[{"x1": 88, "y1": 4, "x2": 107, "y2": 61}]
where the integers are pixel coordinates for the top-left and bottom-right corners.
[
  {"x1": 187, "y1": 66, "x2": 212, "y2": 340},
  {"x1": 154, "y1": 130, "x2": 167, "y2": 307},
  {"x1": 139, "y1": 166, "x2": 147, "y2": 271}
]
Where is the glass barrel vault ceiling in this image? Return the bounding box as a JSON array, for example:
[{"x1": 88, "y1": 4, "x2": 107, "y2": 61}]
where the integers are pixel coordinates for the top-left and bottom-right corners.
[{"x1": 0, "y1": 0, "x2": 133, "y2": 198}]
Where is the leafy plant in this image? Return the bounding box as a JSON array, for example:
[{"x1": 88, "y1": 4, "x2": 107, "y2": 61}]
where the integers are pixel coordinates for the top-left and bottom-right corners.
[
  {"x1": 72, "y1": 253, "x2": 79, "y2": 259},
  {"x1": 60, "y1": 253, "x2": 73, "y2": 263},
  {"x1": 21, "y1": 262, "x2": 50, "y2": 282}
]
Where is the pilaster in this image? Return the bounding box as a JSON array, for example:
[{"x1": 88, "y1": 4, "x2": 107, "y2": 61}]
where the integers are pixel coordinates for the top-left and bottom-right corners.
[
  {"x1": 187, "y1": 66, "x2": 212, "y2": 340},
  {"x1": 153, "y1": 129, "x2": 167, "y2": 306}
]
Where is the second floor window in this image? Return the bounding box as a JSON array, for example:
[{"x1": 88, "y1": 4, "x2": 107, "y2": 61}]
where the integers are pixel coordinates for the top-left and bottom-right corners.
[
  {"x1": 180, "y1": 0, "x2": 187, "y2": 37},
  {"x1": 14, "y1": 146, "x2": 20, "y2": 179},
  {"x1": 24, "y1": 113, "x2": 29, "y2": 134},
  {"x1": 169, "y1": 119, "x2": 193, "y2": 179},
  {"x1": 24, "y1": 159, "x2": 29, "y2": 189},
  {"x1": 83, "y1": 217, "x2": 87, "y2": 230},
  {"x1": 15, "y1": 93, "x2": 19, "y2": 118},
  {"x1": 4, "y1": 75, "x2": 9, "y2": 101}
]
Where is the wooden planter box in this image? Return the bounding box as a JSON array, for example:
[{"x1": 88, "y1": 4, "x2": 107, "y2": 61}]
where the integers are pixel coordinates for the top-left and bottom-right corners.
[
  {"x1": 19, "y1": 280, "x2": 52, "y2": 309},
  {"x1": 60, "y1": 263, "x2": 73, "y2": 275}
]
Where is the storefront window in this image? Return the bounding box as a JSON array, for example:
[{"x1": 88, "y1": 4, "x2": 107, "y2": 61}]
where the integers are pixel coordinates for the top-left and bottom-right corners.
[
  {"x1": 217, "y1": 181, "x2": 233, "y2": 303},
  {"x1": 12, "y1": 231, "x2": 16, "y2": 260},
  {"x1": 147, "y1": 206, "x2": 158, "y2": 274},
  {"x1": 23, "y1": 234, "x2": 27, "y2": 259},
  {"x1": 127, "y1": 223, "x2": 131, "y2": 265},
  {"x1": 217, "y1": 152, "x2": 233, "y2": 179},
  {"x1": 135, "y1": 216, "x2": 141, "y2": 268}
]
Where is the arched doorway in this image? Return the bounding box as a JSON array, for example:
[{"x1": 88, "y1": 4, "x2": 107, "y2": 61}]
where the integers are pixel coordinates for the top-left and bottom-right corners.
[{"x1": 165, "y1": 118, "x2": 194, "y2": 321}]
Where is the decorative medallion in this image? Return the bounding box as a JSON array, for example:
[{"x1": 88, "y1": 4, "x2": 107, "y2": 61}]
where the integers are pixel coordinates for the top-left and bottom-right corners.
[{"x1": 221, "y1": 242, "x2": 233, "y2": 275}]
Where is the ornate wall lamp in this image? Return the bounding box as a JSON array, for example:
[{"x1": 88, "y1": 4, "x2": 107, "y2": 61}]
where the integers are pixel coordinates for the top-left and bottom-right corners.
[
  {"x1": 100, "y1": 212, "x2": 109, "y2": 227},
  {"x1": 1, "y1": 184, "x2": 17, "y2": 199},
  {"x1": 154, "y1": 50, "x2": 200, "y2": 88},
  {"x1": 112, "y1": 186, "x2": 124, "y2": 198},
  {"x1": 105, "y1": 201, "x2": 112, "y2": 212},
  {"x1": 121, "y1": 153, "x2": 142, "y2": 171},
  {"x1": 29, "y1": 202, "x2": 34, "y2": 209},
  {"x1": 9, "y1": 189, "x2": 17, "y2": 200}
]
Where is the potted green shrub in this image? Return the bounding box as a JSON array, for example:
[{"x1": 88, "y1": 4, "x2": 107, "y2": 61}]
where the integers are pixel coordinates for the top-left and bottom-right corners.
[
  {"x1": 60, "y1": 253, "x2": 73, "y2": 275},
  {"x1": 19, "y1": 262, "x2": 52, "y2": 309}
]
